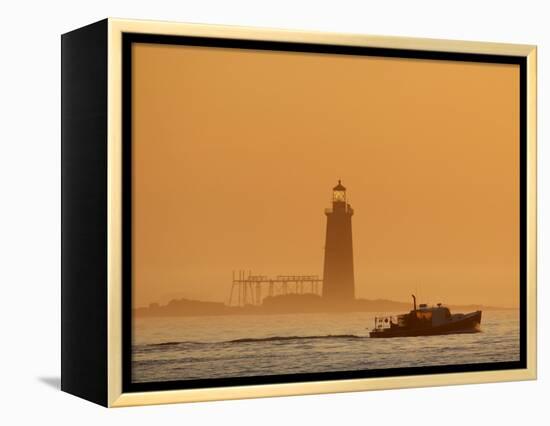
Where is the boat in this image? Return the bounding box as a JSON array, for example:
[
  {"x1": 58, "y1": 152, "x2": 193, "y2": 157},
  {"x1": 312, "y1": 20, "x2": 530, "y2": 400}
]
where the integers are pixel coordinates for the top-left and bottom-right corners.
[{"x1": 369, "y1": 295, "x2": 482, "y2": 338}]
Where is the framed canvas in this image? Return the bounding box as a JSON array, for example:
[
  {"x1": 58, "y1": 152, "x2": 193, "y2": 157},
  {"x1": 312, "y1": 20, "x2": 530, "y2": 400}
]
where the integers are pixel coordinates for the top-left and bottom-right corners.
[{"x1": 61, "y1": 18, "x2": 537, "y2": 407}]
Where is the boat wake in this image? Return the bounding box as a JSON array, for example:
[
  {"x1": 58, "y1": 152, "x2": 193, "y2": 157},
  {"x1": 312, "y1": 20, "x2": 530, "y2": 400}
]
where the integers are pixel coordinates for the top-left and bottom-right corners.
[
  {"x1": 228, "y1": 334, "x2": 363, "y2": 343},
  {"x1": 144, "y1": 334, "x2": 365, "y2": 348}
]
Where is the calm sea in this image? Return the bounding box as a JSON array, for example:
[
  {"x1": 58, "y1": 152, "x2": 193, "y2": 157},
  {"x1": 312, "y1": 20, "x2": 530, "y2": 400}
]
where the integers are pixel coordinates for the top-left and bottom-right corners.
[{"x1": 132, "y1": 310, "x2": 519, "y2": 383}]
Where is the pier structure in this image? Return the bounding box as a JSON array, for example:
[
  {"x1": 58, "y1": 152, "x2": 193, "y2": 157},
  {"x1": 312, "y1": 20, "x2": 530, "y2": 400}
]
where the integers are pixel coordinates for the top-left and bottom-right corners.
[{"x1": 228, "y1": 270, "x2": 323, "y2": 306}]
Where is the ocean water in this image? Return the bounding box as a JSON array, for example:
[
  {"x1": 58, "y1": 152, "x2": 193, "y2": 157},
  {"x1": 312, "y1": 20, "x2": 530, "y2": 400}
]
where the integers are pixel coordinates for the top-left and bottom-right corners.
[{"x1": 132, "y1": 310, "x2": 519, "y2": 383}]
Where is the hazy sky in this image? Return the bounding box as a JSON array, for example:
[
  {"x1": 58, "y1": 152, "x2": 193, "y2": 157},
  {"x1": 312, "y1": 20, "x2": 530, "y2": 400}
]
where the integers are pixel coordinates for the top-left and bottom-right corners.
[{"x1": 132, "y1": 43, "x2": 519, "y2": 309}]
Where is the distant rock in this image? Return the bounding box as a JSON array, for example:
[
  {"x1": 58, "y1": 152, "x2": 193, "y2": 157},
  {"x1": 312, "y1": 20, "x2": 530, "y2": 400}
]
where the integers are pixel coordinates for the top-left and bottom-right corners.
[{"x1": 134, "y1": 298, "x2": 230, "y2": 317}]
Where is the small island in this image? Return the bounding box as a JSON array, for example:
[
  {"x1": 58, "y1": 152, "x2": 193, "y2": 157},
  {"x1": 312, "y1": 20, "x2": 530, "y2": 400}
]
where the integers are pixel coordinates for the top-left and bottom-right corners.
[{"x1": 134, "y1": 293, "x2": 509, "y2": 318}]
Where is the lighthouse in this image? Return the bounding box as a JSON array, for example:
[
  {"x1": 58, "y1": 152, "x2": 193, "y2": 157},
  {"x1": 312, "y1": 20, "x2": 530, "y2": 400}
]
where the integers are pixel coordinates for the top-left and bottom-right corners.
[{"x1": 322, "y1": 180, "x2": 355, "y2": 303}]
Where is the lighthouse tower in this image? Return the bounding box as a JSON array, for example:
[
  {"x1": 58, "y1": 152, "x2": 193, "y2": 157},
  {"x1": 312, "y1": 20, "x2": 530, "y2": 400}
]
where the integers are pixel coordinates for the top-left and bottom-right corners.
[{"x1": 322, "y1": 180, "x2": 355, "y2": 303}]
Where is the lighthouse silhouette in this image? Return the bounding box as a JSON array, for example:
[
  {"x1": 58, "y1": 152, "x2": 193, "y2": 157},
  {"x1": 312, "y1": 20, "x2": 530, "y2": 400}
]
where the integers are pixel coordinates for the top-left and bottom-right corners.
[{"x1": 322, "y1": 180, "x2": 356, "y2": 303}]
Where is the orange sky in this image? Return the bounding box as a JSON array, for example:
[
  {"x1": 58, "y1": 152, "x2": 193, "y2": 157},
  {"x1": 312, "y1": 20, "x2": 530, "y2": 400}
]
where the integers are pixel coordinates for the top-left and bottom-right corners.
[{"x1": 132, "y1": 42, "x2": 519, "y2": 309}]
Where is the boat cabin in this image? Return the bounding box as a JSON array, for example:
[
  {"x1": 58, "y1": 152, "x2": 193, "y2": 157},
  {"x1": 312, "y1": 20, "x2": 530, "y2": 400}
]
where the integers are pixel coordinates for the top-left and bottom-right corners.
[
  {"x1": 412, "y1": 305, "x2": 452, "y2": 326},
  {"x1": 374, "y1": 302, "x2": 452, "y2": 330}
]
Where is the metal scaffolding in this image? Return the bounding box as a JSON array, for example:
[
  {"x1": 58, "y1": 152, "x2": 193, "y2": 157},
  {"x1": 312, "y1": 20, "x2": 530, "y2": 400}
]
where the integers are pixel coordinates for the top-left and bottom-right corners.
[{"x1": 228, "y1": 270, "x2": 323, "y2": 306}]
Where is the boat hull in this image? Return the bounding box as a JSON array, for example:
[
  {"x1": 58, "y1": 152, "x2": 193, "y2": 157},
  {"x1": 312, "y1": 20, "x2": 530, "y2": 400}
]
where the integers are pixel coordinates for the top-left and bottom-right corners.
[{"x1": 369, "y1": 310, "x2": 482, "y2": 338}]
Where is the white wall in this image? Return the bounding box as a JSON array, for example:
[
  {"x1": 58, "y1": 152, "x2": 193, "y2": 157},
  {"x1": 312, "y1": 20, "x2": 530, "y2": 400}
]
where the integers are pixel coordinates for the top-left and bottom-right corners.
[{"x1": 0, "y1": 0, "x2": 547, "y2": 424}]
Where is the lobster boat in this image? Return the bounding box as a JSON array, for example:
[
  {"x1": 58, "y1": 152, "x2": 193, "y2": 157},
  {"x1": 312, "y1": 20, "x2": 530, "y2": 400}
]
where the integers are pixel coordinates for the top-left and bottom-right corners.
[{"x1": 369, "y1": 295, "x2": 482, "y2": 338}]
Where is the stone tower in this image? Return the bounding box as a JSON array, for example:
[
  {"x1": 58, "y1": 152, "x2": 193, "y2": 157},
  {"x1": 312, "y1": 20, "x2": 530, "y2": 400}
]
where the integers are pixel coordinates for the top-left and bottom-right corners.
[{"x1": 322, "y1": 180, "x2": 355, "y2": 303}]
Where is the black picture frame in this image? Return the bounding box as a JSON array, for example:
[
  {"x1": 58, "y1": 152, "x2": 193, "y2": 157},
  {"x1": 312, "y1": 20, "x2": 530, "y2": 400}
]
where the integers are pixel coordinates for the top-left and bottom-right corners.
[{"x1": 120, "y1": 32, "x2": 527, "y2": 394}]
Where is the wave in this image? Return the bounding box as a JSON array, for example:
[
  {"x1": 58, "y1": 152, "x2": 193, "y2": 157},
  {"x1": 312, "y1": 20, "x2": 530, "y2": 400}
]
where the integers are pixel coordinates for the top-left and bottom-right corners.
[{"x1": 145, "y1": 334, "x2": 364, "y2": 348}]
